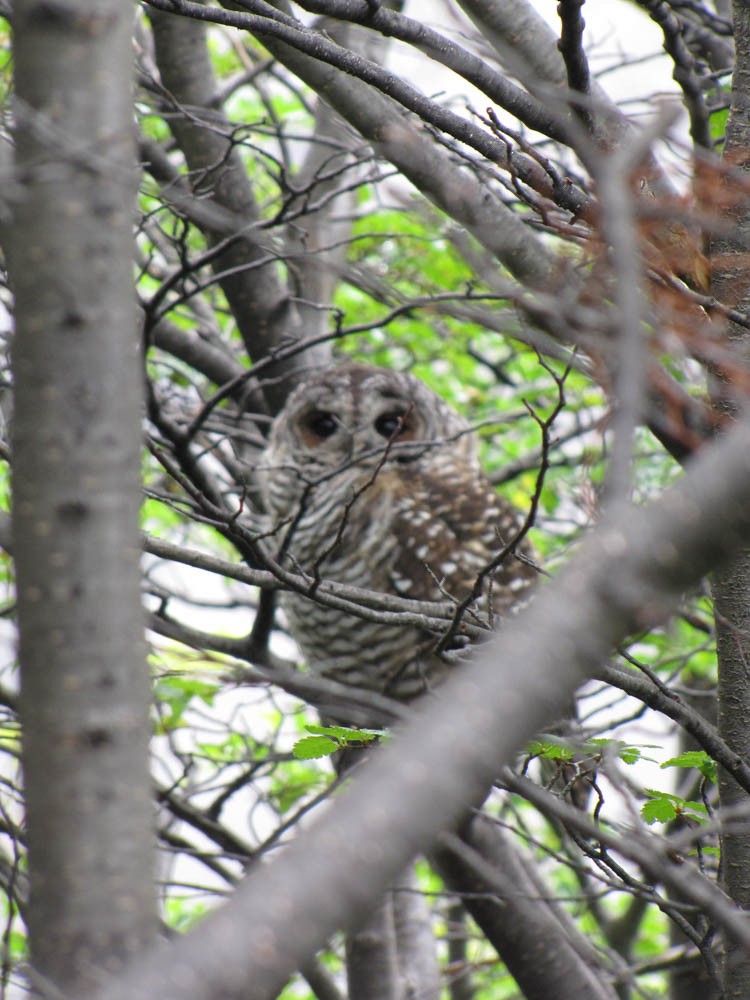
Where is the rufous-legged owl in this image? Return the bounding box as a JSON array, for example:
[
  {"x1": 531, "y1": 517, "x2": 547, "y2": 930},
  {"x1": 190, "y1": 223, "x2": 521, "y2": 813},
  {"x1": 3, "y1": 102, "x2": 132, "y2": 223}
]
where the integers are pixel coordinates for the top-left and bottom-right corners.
[{"x1": 260, "y1": 364, "x2": 536, "y2": 712}]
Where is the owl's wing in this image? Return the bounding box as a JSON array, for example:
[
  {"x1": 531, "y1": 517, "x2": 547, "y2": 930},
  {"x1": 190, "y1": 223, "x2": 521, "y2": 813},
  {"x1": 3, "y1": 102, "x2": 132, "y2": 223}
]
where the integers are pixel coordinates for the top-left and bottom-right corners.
[{"x1": 387, "y1": 465, "x2": 537, "y2": 619}]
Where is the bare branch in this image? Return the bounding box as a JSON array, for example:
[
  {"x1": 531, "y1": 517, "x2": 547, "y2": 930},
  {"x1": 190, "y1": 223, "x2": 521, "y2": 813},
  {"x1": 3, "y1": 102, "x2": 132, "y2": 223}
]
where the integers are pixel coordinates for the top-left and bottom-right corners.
[{"x1": 92, "y1": 413, "x2": 750, "y2": 1000}]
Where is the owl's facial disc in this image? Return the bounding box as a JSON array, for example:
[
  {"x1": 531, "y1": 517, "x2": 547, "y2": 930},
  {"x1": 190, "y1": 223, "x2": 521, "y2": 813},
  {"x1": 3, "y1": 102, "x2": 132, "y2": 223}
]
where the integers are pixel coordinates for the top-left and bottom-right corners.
[{"x1": 288, "y1": 378, "x2": 427, "y2": 470}]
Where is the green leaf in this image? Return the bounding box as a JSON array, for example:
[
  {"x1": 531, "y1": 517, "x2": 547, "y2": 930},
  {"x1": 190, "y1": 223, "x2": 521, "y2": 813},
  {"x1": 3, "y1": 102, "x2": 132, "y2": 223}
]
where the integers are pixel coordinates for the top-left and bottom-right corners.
[
  {"x1": 661, "y1": 751, "x2": 717, "y2": 781},
  {"x1": 292, "y1": 723, "x2": 382, "y2": 759},
  {"x1": 525, "y1": 739, "x2": 574, "y2": 762},
  {"x1": 292, "y1": 735, "x2": 340, "y2": 760},
  {"x1": 305, "y1": 723, "x2": 382, "y2": 744},
  {"x1": 617, "y1": 746, "x2": 643, "y2": 766},
  {"x1": 641, "y1": 788, "x2": 708, "y2": 826},
  {"x1": 642, "y1": 796, "x2": 678, "y2": 825}
]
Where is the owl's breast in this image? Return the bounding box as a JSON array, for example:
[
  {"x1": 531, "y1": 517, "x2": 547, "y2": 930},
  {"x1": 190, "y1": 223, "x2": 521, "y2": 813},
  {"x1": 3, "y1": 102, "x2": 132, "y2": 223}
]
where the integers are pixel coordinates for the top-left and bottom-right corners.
[
  {"x1": 282, "y1": 468, "x2": 401, "y2": 575},
  {"x1": 278, "y1": 472, "x2": 438, "y2": 702}
]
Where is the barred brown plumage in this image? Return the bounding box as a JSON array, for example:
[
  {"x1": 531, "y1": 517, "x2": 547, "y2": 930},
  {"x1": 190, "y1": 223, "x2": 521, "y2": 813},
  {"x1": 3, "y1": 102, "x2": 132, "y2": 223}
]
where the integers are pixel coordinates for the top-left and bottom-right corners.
[{"x1": 259, "y1": 364, "x2": 536, "y2": 713}]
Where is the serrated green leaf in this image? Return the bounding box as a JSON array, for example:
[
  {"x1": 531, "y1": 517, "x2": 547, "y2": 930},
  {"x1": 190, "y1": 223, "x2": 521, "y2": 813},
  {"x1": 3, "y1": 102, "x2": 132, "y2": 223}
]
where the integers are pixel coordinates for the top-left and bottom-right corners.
[
  {"x1": 293, "y1": 735, "x2": 340, "y2": 760},
  {"x1": 642, "y1": 797, "x2": 678, "y2": 825},
  {"x1": 661, "y1": 751, "x2": 717, "y2": 781},
  {"x1": 304, "y1": 723, "x2": 382, "y2": 745},
  {"x1": 642, "y1": 787, "x2": 709, "y2": 827},
  {"x1": 526, "y1": 739, "x2": 574, "y2": 762}
]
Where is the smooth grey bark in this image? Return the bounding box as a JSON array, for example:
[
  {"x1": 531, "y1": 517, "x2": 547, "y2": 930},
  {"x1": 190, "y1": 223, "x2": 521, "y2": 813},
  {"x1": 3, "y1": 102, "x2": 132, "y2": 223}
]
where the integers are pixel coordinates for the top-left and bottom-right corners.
[
  {"x1": 345, "y1": 893, "x2": 401, "y2": 1000},
  {"x1": 445, "y1": 902, "x2": 474, "y2": 1000},
  {"x1": 392, "y1": 868, "x2": 442, "y2": 1000},
  {"x1": 666, "y1": 678, "x2": 721, "y2": 1000},
  {"x1": 432, "y1": 819, "x2": 619, "y2": 1000},
  {"x1": 300, "y1": 959, "x2": 346, "y2": 1000},
  {"x1": 7, "y1": 0, "x2": 156, "y2": 994},
  {"x1": 89, "y1": 413, "x2": 750, "y2": 1000},
  {"x1": 709, "y1": 4, "x2": 750, "y2": 997},
  {"x1": 714, "y1": 555, "x2": 750, "y2": 997}
]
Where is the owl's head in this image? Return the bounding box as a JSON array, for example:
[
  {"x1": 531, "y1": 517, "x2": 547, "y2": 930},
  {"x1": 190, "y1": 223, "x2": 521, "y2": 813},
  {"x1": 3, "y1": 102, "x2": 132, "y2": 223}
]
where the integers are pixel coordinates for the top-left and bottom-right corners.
[{"x1": 260, "y1": 364, "x2": 473, "y2": 515}]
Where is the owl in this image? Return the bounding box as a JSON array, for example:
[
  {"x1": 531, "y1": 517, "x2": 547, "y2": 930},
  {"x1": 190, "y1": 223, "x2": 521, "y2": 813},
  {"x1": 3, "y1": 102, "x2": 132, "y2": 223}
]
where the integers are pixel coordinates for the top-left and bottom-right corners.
[{"x1": 259, "y1": 364, "x2": 536, "y2": 714}]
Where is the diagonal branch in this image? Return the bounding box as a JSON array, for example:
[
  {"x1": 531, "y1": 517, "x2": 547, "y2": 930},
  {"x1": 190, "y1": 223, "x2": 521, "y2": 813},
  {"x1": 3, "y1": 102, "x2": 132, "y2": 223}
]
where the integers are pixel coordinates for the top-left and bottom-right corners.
[{"x1": 91, "y1": 409, "x2": 750, "y2": 1000}]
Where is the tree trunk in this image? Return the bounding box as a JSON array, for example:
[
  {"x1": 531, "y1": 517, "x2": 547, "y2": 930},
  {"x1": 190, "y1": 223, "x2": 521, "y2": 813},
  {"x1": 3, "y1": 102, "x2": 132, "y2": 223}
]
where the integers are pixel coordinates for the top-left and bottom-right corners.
[
  {"x1": 710, "y1": 3, "x2": 750, "y2": 997},
  {"x1": 714, "y1": 559, "x2": 750, "y2": 997},
  {"x1": 346, "y1": 893, "x2": 402, "y2": 1000},
  {"x1": 668, "y1": 678, "x2": 721, "y2": 1000},
  {"x1": 393, "y1": 867, "x2": 442, "y2": 1000},
  {"x1": 433, "y1": 819, "x2": 619, "y2": 1000},
  {"x1": 8, "y1": 1, "x2": 156, "y2": 992}
]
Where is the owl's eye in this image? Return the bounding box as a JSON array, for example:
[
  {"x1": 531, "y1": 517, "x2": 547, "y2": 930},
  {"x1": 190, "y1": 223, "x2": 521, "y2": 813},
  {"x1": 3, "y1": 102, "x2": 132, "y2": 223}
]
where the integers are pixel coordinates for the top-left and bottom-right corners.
[
  {"x1": 306, "y1": 410, "x2": 338, "y2": 440},
  {"x1": 374, "y1": 412, "x2": 407, "y2": 439}
]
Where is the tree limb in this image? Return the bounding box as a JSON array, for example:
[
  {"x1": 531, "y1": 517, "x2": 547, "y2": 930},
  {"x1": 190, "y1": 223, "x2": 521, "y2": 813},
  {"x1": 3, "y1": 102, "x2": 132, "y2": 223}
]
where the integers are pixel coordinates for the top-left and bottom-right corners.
[{"x1": 91, "y1": 410, "x2": 750, "y2": 1000}]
